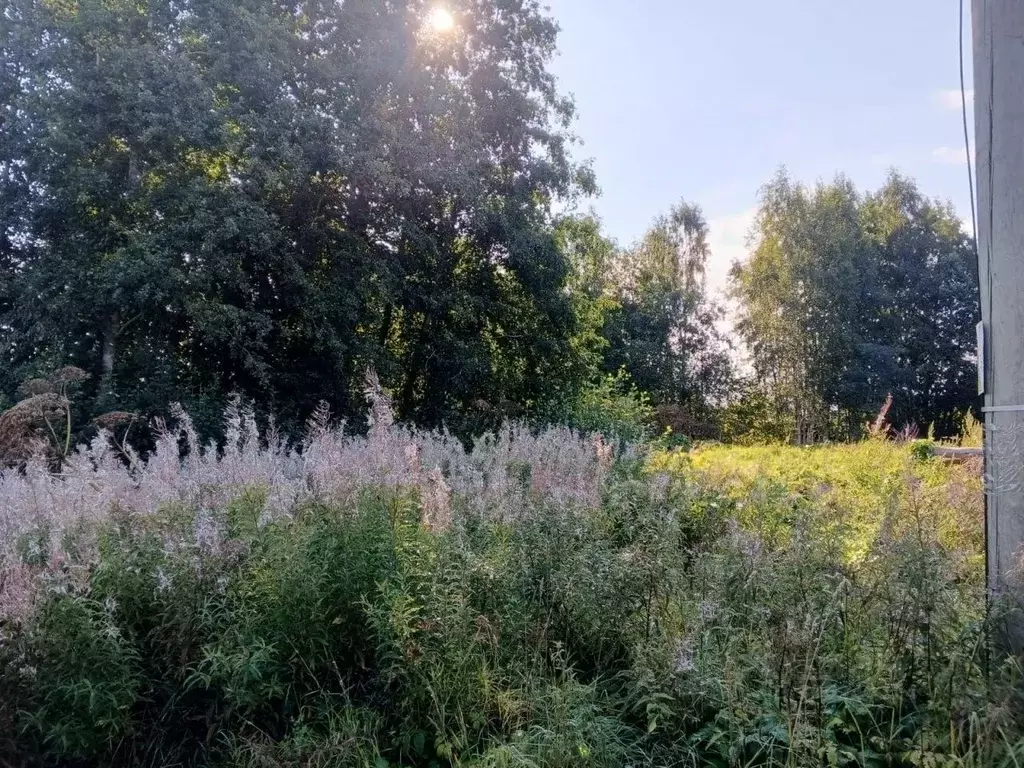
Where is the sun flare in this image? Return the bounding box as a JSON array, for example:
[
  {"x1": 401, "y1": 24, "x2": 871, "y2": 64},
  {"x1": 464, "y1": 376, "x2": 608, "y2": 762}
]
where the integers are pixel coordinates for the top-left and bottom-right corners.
[{"x1": 427, "y1": 7, "x2": 455, "y2": 33}]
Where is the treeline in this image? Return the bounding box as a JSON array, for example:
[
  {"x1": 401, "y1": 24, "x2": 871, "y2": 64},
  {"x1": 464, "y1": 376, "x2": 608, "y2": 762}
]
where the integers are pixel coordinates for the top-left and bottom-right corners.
[
  {"x1": 0, "y1": 0, "x2": 978, "y2": 445},
  {"x1": 731, "y1": 172, "x2": 979, "y2": 442},
  {"x1": 556, "y1": 169, "x2": 979, "y2": 444},
  {"x1": 1, "y1": 0, "x2": 593, "y2": 438}
]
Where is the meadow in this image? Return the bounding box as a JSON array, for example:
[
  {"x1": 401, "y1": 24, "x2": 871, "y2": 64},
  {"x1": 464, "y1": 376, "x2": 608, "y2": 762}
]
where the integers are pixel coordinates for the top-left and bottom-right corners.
[{"x1": 1, "y1": 396, "x2": 1020, "y2": 767}]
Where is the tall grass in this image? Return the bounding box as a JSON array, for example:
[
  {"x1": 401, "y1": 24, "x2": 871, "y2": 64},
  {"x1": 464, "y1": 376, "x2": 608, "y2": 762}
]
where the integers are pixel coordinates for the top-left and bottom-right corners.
[{"x1": 1, "y1": 396, "x2": 1021, "y2": 767}]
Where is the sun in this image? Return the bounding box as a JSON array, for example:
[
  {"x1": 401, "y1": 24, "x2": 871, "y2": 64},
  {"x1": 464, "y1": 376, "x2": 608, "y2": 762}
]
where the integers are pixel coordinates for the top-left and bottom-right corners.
[{"x1": 427, "y1": 6, "x2": 455, "y2": 33}]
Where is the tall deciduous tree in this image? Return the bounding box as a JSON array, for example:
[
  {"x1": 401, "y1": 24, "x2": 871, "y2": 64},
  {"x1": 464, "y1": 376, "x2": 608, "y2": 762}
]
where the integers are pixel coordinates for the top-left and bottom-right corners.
[
  {"x1": 0, "y1": 0, "x2": 592, "y2": 435},
  {"x1": 605, "y1": 201, "x2": 732, "y2": 412},
  {"x1": 861, "y1": 173, "x2": 979, "y2": 435},
  {"x1": 731, "y1": 169, "x2": 978, "y2": 442}
]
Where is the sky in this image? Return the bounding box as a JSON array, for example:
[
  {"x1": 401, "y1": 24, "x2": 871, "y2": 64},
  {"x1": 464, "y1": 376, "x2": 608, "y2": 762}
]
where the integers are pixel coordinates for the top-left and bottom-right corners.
[{"x1": 544, "y1": 0, "x2": 976, "y2": 303}]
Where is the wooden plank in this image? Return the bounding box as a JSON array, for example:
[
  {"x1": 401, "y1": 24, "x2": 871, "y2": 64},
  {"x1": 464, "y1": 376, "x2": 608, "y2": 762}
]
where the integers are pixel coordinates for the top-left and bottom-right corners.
[{"x1": 930, "y1": 446, "x2": 983, "y2": 463}]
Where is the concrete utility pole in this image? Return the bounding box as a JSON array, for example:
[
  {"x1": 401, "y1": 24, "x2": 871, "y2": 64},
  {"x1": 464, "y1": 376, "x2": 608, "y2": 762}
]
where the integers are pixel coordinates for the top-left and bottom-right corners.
[{"x1": 974, "y1": 0, "x2": 1024, "y2": 653}]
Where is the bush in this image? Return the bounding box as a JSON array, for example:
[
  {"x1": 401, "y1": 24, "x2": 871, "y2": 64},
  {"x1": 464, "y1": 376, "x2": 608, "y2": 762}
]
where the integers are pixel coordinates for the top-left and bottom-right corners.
[
  {"x1": 909, "y1": 438, "x2": 935, "y2": 461},
  {"x1": 653, "y1": 403, "x2": 719, "y2": 442},
  {"x1": 16, "y1": 594, "x2": 142, "y2": 761},
  {"x1": 719, "y1": 385, "x2": 794, "y2": 445}
]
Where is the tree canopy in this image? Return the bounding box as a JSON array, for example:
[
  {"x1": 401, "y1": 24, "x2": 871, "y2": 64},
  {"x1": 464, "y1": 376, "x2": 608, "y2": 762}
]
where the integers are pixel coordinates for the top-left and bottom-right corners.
[
  {"x1": 0, "y1": 2, "x2": 978, "y2": 445},
  {"x1": 1, "y1": 0, "x2": 593, "y2": 434},
  {"x1": 731, "y1": 170, "x2": 979, "y2": 442}
]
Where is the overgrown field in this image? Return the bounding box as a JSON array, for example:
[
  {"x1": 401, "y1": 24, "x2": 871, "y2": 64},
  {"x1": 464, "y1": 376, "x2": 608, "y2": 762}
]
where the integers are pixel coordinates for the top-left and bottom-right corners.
[
  {"x1": 651, "y1": 441, "x2": 984, "y2": 563},
  {"x1": 1, "y1": 404, "x2": 1021, "y2": 767}
]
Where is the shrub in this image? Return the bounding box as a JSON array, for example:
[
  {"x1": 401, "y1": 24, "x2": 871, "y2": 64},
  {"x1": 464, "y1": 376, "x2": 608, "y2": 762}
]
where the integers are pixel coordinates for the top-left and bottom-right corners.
[
  {"x1": 719, "y1": 385, "x2": 794, "y2": 445},
  {"x1": 909, "y1": 438, "x2": 934, "y2": 462},
  {"x1": 653, "y1": 403, "x2": 719, "y2": 442},
  {"x1": 959, "y1": 411, "x2": 984, "y2": 448}
]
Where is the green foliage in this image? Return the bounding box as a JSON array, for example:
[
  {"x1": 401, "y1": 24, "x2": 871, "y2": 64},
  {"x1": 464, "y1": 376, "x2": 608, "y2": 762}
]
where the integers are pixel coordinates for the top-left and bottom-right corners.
[
  {"x1": 958, "y1": 412, "x2": 984, "y2": 448},
  {"x1": 673, "y1": 440, "x2": 984, "y2": 562},
  {"x1": 2, "y1": 0, "x2": 976, "y2": 449},
  {"x1": 651, "y1": 427, "x2": 693, "y2": 452},
  {"x1": 732, "y1": 170, "x2": 979, "y2": 443},
  {"x1": 3, "y1": 439, "x2": 1017, "y2": 768},
  {"x1": 560, "y1": 369, "x2": 654, "y2": 442},
  {"x1": 718, "y1": 380, "x2": 795, "y2": 445},
  {"x1": 603, "y1": 201, "x2": 733, "y2": 409},
  {"x1": 20, "y1": 594, "x2": 142, "y2": 760},
  {"x1": 0, "y1": 0, "x2": 592, "y2": 437},
  {"x1": 909, "y1": 439, "x2": 935, "y2": 462}
]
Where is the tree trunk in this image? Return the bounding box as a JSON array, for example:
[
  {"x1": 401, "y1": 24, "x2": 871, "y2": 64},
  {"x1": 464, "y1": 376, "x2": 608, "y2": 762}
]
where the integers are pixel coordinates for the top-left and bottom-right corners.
[
  {"x1": 400, "y1": 319, "x2": 431, "y2": 419},
  {"x1": 99, "y1": 310, "x2": 119, "y2": 399}
]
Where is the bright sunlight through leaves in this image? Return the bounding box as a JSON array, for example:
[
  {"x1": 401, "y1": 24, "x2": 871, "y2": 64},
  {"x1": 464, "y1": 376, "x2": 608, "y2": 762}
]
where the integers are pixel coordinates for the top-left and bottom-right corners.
[{"x1": 427, "y1": 6, "x2": 455, "y2": 33}]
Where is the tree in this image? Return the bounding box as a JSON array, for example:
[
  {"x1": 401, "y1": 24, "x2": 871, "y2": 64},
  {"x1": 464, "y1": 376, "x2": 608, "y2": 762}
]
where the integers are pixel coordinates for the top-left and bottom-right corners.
[
  {"x1": 553, "y1": 212, "x2": 620, "y2": 388},
  {"x1": 860, "y1": 173, "x2": 979, "y2": 435},
  {"x1": 731, "y1": 169, "x2": 979, "y2": 442},
  {"x1": 0, "y1": 0, "x2": 592, "y2": 436},
  {"x1": 605, "y1": 201, "x2": 732, "y2": 413},
  {"x1": 732, "y1": 171, "x2": 876, "y2": 442}
]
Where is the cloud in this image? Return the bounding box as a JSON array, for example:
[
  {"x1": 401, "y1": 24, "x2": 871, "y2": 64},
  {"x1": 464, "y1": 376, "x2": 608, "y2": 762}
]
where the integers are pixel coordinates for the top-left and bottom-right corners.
[
  {"x1": 935, "y1": 88, "x2": 973, "y2": 111},
  {"x1": 931, "y1": 145, "x2": 968, "y2": 166}
]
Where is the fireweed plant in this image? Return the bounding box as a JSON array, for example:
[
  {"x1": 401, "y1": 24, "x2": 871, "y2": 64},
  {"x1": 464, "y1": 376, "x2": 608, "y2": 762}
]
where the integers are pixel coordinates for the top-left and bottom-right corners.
[{"x1": 0, "y1": 380, "x2": 1020, "y2": 767}]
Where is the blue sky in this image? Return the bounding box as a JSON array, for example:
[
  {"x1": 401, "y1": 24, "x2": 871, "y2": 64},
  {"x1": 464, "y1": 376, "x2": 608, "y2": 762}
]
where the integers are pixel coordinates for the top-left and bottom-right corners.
[{"x1": 545, "y1": 0, "x2": 976, "y2": 299}]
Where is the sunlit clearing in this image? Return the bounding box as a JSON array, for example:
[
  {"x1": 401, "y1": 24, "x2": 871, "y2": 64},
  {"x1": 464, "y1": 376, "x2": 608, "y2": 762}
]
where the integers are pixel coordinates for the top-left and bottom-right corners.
[{"x1": 427, "y1": 6, "x2": 455, "y2": 33}]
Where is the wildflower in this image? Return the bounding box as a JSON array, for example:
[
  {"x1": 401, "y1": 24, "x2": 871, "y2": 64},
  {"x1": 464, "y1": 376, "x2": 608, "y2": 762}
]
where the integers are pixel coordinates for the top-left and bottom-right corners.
[
  {"x1": 155, "y1": 568, "x2": 172, "y2": 594},
  {"x1": 92, "y1": 411, "x2": 137, "y2": 431},
  {"x1": 257, "y1": 507, "x2": 274, "y2": 529},
  {"x1": 0, "y1": 393, "x2": 67, "y2": 463},
  {"x1": 474, "y1": 614, "x2": 499, "y2": 645},
  {"x1": 194, "y1": 509, "x2": 221, "y2": 555},
  {"x1": 650, "y1": 472, "x2": 671, "y2": 499},
  {"x1": 0, "y1": 563, "x2": 37, "y2": 624},
  {"x1": 305, "y1": 400, "x2": 332, "y2": 440},
  {"x1": 51, "y1": 366, "x2": 90, "y2": 386},
  {"x1": 742, "y1": 534, "x2": 763, "y2": 561},
  {"x1": 405, "y1": 443, "x2": 422, "y2": 475},
  {"x1": 17, "y1": 378, "x2": 54, "y2": 397},
  {"x1": 421, "y1": 467, "x2": 452, "y2": 532},
  {"x1": 593, "y1": 434, "x2": 614, "y2": 471}
]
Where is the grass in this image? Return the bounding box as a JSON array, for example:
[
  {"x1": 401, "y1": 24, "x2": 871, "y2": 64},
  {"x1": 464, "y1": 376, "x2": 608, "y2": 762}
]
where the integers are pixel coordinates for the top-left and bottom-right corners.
[
  {"x1": 1, "y1": 404, "x2": 1021, "y2": 767},
  {"x1": 650, "y1": 440, "x2": 984, "y2": 563}
]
